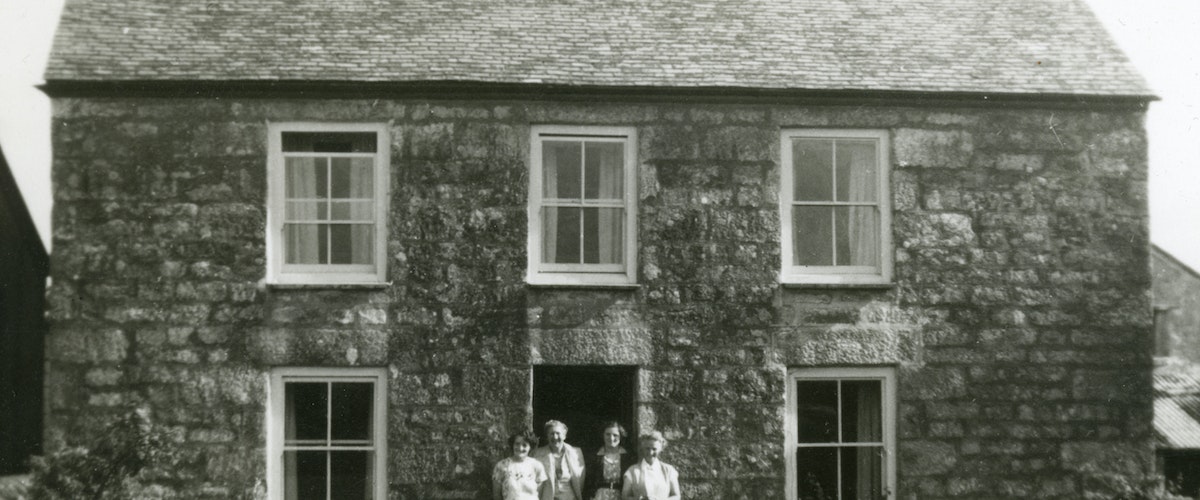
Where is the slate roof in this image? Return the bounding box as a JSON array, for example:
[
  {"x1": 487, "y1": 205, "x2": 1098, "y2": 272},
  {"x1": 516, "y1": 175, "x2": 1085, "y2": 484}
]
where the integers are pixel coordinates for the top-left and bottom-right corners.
[
  {"x1": 45, "y1": 0, "x2": 1151, "y2": 97},
  {"x1": 1155, "y1": 368, "x2": 1200, "y2": 450},
  {"x1": 1158, "y1": 397, "x2": 1200, "y2": 449}
]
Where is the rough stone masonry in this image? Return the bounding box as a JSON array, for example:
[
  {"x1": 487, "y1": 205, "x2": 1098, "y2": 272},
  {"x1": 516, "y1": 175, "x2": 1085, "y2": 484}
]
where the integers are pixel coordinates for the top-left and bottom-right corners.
[{"x1": 45, "y1": 97, "x2": 1153, "y2": 499}]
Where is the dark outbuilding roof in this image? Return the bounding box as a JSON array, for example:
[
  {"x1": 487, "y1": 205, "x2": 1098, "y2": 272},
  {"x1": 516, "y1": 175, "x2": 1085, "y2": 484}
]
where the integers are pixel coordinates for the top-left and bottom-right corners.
[{"x1": 45, "y1": 0, "x2": 1151, "y2": 98}]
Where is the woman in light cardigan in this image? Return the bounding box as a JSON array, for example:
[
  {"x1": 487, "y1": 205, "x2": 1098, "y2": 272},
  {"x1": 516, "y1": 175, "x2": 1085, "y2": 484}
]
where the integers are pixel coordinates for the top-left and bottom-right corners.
[
  {"x1": 531, "y1": 420, "x2": 586, "y2": 500},
  {"x1": 622, "y1": 431, "x2": 681, "y2": 500}
]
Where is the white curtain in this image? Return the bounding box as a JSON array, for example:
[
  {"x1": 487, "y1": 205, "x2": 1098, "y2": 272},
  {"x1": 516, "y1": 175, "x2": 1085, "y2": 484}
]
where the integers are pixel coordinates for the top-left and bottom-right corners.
[
  {"x1": 596, "y1": 144, "x2": 623, "y2": 264},
  {"x1": 284, "y1": 388, "x2": 299, "y2": 500},
  {"x1": 365, "y1": 452, "x2": 374, "y2": 499},
  {"x1": 845, "y1": 144, "x2": 878, "y2": 267},
  {"x1": 855, "y1": 384, "x2": 882, "y2": 499},
  {"x1": 286, "y1": 158, "x2": 322, "y2": 264},
  {"x1": 542, "y1": 145, "x2": 559, "y2": 263},
  {"x1": 348, "y1": 158, "x2": 374, "y2": 265},
  {"x1": 287, "y1": 157, "x2": 376, "y2": 265}
]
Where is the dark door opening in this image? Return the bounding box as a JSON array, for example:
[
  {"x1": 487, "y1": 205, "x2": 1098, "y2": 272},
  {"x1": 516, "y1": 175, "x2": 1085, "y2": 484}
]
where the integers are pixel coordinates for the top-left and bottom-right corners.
[
  {"x1": 1163, "y1": 450, "x2": 1200, "y2": 497},
  {"x1": 532, "y1": 366, "x2": 638, "y2": 453}
]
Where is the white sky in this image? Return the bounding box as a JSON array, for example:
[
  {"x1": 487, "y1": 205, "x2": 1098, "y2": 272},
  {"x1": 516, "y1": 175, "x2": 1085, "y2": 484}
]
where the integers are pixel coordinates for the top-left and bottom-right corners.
[{"x1": 1, "y1": 0, "x2": 1198, "y2": 270}]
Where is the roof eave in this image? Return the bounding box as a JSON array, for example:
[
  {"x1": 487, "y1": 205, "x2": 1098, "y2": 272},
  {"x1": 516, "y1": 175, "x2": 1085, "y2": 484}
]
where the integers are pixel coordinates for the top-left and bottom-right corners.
[{"x1": 39, "y1": 79, "x2": 1158, "y2": 110}]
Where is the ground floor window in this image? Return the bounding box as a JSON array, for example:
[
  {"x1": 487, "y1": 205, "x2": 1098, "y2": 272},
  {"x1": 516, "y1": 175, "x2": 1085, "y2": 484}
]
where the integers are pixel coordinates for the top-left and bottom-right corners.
[
  {"x1": 268, "y1": 367, "x2": 387, "y2": 500},
  {"x1": 785, "y1": 367, "x2": 896, "y2": 500}
]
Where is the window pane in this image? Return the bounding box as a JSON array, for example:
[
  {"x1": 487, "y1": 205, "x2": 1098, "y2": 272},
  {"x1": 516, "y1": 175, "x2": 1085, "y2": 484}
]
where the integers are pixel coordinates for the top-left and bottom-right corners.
[
  {"x1": 283, "y1": 132, "x2": 377, "y2": 153},
  {"x1": 793, "y1": 139, "x2": 833, "y2": 202},
  {"x1": 797, "y1": 380, "x2": 838, "y2": 443},
  {"x1": 543, "y1": 141, "x2": 582, "y2": 199},
  {"x1": 835, "y1": 140, "x2": 877, "y2": 203},
  {"x1": 285, "y1": 224, "x2": 327, "y2": 264},
  {"x1": 330, "y1": 451, "x2": 373, "y2": 500},
  {"x1": 285, "y1": 382, "x2": 328, "y2": 442},
  {"x1": 287, "y1": 201, "x2": 327, "y2": 221},
  {"x1": 584, "y1": 142, "x2": 624, "y2": 200},
  {"x1": 330, "y1": 201, "x2": 374, "y2": 221},
  {"x1": 841, "y1": 447, "x2": 884, "y2": 500},
  {"x1": 286, "y1": 157, "x2": 328, "y2": 198},
  {"x1": 331, "y1": 383, "x2": 374, "y2": 442},
  {"x1": 331, "y1": 157, "x2": 374, "y2": 199},
  {"x1": 543, "y1": 207, "x2": 581, "y2": 264},
  {"x1": 793, "y1": 207, "x2": 833, "y2": 266},
  {"x1": 285, "y1": 451, "x2": 328, "y2": 500},
  {"x1": 329, "y1": 225, "x2": 373, "y2": 265},
  {"x1": 796, "y1": 446, "x2": 838, "y2": 500},
  {"x1": 834, "y1": 207, "x2": 879, "y2": 267},
  {"x1": 840, "y1": 380, "x2": 882, "y2": 443},
  {"x1": 582, "y1": 207, "x2": 623, "y2": 265}
]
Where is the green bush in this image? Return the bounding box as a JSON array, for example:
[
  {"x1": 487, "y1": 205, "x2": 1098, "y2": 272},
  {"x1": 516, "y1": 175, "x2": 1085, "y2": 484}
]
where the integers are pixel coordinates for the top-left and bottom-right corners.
[
  {"x1": 1100, "y1": 472, "x2": 1190, "y2": 500},
  {"x1": 27, "y1": 409, "x2": 176, "y2": 500}
]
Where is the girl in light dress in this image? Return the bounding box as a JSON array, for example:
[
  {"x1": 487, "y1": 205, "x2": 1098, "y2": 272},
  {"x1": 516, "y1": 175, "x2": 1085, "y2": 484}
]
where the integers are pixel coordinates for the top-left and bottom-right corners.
[{"x1": 493, "y1": 431, "x2": 549, "y2": 500}]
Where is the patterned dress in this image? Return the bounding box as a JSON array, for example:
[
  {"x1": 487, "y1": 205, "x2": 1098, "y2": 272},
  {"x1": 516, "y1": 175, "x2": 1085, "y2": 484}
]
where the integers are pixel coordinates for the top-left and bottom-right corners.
[
  {"x1": 593, "y1": 452, "x2": 622, "y2": 500},
  {"x1": 493, "y1": 457, "x2": 548, "y2": 500}
]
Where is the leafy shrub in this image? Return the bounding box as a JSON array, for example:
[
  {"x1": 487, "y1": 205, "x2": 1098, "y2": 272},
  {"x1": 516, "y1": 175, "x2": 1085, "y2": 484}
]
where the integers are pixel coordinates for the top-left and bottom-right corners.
[{"x1": 26, "y1": 409, "x2": 176, "y2": 500}]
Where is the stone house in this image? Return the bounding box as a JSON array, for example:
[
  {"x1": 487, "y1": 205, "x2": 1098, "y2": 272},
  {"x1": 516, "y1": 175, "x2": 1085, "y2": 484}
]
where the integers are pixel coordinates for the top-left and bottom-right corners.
[
  {"x1": 0, "y1": 145, "x2": 48, "y2": 474},
  {"x1": 1151, "y1": 245, "x2": 1200, "y2": 496},
  {"x1": 1152, "y1": 245, "x2": 1200, "y2": 362},
  {"x1": 41, "y1": 0, "x2": 1157, "y2": 498}
]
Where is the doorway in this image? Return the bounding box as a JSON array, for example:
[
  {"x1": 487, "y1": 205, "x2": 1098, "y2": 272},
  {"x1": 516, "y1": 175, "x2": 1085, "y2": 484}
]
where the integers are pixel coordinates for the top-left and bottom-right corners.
[{"x1": 532, "y1": 366, "x2": 638, "y2": 452}]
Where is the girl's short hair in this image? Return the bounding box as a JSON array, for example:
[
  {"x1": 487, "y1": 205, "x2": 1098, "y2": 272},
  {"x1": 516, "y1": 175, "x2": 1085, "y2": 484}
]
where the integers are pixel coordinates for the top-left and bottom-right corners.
[
  {"x1": 601, "y1": 421, "x2": 627, "y2": 439},
  {"x1": 508, "y1": 431, "x2": 539, "y2": 448}
]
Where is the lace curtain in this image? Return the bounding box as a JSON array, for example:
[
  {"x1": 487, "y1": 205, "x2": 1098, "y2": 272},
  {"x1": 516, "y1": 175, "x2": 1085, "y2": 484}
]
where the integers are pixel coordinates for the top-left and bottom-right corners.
[
  {"x1": 542, "y1": 141, "x2": 622, "y2": 264},
  {"x1": 285, "y1": 157, "x2": 373, "y2": 265}
]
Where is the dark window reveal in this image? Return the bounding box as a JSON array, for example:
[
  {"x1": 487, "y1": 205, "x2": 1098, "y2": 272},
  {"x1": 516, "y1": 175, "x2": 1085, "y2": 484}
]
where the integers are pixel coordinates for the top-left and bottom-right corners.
[{"x1": 283, "y1": 132, "x2": 378, "y2": 153}]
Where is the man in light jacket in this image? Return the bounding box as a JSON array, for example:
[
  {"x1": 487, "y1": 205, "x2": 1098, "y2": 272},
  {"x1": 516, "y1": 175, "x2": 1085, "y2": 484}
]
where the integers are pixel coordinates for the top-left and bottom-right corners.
[{"x1": 531, "y1": 420, "x2": 585, "y2": 500}]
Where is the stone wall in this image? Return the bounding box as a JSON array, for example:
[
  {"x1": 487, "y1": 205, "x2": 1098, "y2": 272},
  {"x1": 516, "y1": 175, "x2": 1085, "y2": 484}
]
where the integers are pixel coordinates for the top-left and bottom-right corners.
[
  {"x1": 1151, "y1": 246, "x2": 1200, "y2": 362},
  {"x1": 46, "y1": 97, "x2": 1153, "y2": 499}
]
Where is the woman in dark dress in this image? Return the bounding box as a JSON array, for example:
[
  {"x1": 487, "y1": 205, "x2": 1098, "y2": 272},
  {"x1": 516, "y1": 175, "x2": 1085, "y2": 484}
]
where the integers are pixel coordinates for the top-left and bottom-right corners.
[{"x1": 584, "y1": 421, "x2": 637, "y2": 500}]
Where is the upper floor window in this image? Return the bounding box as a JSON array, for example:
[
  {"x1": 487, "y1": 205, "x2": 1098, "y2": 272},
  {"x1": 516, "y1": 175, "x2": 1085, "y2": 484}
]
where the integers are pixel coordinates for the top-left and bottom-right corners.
[
  {"x1": 785, "y1": 367, "x2": 896, "y2": 500},
  {"x1": 780, "y1": 129, "x2": 891, "y2": 285},
  {"x1": 268, "y1": 123, "x2": 389, "y2": 285},
  {"x1": 528, "y1": 126, "x2": 637, "y2": 286}
]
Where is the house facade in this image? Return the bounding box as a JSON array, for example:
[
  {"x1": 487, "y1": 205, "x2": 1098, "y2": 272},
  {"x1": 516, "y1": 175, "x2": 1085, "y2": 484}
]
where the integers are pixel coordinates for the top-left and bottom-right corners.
[{"x1": 42, "y1": 0, "x2": 1156, "y2": 498}]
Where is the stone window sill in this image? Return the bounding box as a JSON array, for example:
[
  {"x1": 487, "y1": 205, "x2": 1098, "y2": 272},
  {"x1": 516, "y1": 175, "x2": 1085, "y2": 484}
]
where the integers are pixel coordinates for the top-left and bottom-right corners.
[
  {"x1": 266, "y1": 282, "x2": 392, "y2": 291},
  {"x1": 780, "y1": 282, "x2": 894, "y2": 291},
  {"x1": 526, "y1": 283, "x2": 642, "y2": 291}
]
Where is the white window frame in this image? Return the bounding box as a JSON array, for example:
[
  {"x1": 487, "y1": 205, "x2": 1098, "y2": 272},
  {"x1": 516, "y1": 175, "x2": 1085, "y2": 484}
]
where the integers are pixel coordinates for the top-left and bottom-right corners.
[
  {"x1": 266, "y1": 367, "x2": 388, "y2": 500},
  {"x1": 785, "y1": 367, "x2": 897, "y2": 500},
  {"x1": 780, "y1": 129, "x2": 892, "y2": 285},
  {"x1": 267, "y1": 122, "x2": 390, "y2": 285},
  {"x1": 527, "y1": 125, "x2": 638, "y2": 286}
]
